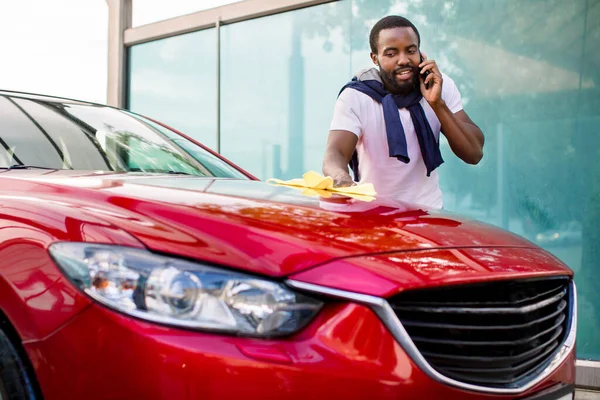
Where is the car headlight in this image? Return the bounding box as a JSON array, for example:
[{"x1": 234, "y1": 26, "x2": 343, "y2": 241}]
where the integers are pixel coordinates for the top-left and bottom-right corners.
[{"x1": 49, "y1": 243, "x2": 323, "y2": 337}]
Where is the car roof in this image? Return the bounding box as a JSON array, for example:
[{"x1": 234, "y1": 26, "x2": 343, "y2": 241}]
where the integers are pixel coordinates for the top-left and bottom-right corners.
[{"x1": 0, "y1": 89, "x2": 106, "y2": 108}]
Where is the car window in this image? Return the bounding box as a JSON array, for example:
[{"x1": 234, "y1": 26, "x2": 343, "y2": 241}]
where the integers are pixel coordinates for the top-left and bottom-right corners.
[
  {"x1": 122, "y1": 132, "x2": 204, "y2": 174},
  {"x1": 0, "y1": 94, "x2": 249, "y2": 179},
  {"x1": 123, "y1": 112, "x2": 248, "y2": 179},
  {"x1": 124, "y1": 112, "x2": 181, "y2": 140},
  {"x1": 0, "y1": 96, "x2": 70, "y2": 168},
  {"x1": 12, "y1": 98, "x2": 111, "y2": 170}
]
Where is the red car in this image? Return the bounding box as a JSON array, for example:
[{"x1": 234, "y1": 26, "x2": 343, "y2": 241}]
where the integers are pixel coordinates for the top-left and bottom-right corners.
[{"x1": 0, "y1": 90, "x2": 576, "y2": 400}]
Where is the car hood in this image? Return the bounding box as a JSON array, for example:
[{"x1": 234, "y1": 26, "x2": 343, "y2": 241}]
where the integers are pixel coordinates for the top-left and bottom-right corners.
[{"x1": 6, "y1": 172, "x2": 553, "y2": 279}]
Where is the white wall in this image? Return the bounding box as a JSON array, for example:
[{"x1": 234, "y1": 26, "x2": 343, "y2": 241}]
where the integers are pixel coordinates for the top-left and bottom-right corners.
[
  {"x1": 0, "y1": 0, "x2": 108, "y2": 104},
  {"x1": 132, "y1": 0, "x2": 242, "y2": 27}
]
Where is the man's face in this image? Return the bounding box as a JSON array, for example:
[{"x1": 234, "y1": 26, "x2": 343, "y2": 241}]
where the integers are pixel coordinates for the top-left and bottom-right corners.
[{"x1": 370, "y1": 27, "x2": 421, "y2": 94}]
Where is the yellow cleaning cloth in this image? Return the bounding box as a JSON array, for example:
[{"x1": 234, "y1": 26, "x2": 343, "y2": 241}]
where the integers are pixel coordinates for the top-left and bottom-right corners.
[{"x1": 266, "y1": 171, "x2": 377, "y2": 202}]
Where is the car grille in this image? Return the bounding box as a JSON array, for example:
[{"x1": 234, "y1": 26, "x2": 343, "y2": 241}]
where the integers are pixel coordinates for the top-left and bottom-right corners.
[{"x1": 389, "y1": 277, "x2": 571, "y2": 388}]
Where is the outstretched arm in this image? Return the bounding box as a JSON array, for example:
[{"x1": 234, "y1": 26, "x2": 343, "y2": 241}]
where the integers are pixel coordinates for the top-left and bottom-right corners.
[{"x1": 322, "y1": 130, "x2": 358, "y2": 187}]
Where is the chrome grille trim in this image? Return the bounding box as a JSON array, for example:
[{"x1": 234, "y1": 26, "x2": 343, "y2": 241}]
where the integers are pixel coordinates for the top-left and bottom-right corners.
[{"x1": 285, "y1": 279, "x2": 577, "y2": 395}]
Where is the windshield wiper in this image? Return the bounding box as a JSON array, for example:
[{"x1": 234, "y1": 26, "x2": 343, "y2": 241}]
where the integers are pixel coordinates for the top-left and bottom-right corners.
[
  {"x1": 164, "y1": 170, "x2": 196, "y2": 175},
  {"x1": 0, "y1": 165, "x2": 59, "y2": 170},
  {"x1": 133, "y1": 169, "x2": 196, "y2": 175}
]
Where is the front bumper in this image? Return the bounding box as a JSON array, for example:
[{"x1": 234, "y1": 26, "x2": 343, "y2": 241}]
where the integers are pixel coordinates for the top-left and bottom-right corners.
[
  {"x1": 24, "y1": 297, "x2": 575, "y2": 400},
  {"x1": 287, "y1": 279, "x2": 578, "y2": 396}
]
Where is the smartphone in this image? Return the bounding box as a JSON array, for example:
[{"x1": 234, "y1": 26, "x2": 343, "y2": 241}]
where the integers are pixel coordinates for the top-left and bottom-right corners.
[{"x1": 420, "y1": 54, "x2": 431, "y2": 89}]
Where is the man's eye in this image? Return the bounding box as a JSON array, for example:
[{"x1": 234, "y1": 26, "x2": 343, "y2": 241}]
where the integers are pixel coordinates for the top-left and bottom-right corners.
[
  {"x1": 385, "y1": 53, "x2": 395, "y2": 57},
  {"x1": 408, "y1": 50, "x2": 417, "y2": 54}
]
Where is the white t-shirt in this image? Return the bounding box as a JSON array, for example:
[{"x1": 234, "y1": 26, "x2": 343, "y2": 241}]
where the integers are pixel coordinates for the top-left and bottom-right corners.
[{"x1": 329, "y1": 72, "x2": 463, "y2": 209}]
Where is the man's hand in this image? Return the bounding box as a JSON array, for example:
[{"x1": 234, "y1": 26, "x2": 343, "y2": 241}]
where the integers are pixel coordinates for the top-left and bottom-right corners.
[
  {"x1": 332, "y1": 172, "x2": 356, "y2": 188},
  {"x1": 419, "y1": 54, "x2": 443, "y2": 107}
]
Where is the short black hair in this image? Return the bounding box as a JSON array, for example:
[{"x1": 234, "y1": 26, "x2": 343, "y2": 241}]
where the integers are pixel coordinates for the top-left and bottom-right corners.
[{"x1": 369, "y1": 15, "x2": 421, "y2": 53}]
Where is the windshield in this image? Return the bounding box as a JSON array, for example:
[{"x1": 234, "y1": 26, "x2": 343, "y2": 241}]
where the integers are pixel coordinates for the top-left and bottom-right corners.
[{"x1": 0, "y1": 94, "x2": 248, "y2": 179}]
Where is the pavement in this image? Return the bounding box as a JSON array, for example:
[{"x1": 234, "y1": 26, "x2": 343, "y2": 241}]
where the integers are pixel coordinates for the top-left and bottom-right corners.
[{"x1": 576, "y1": 389, "x2": 600, "y2": 399}]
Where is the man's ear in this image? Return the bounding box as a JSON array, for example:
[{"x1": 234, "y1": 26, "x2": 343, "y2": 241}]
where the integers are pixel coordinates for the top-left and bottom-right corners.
[{"x1": 370, "y1": 52, "x2": 378, "y2": 65}]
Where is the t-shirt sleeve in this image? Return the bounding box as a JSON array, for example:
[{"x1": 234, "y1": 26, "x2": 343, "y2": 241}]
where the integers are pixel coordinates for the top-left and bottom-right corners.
[
  {"x1": 329, "y1": 88, "x2": 363, "y2": 138},
  {"x1": 441, "y1": 73, "x2": 463, "y2": 114}
]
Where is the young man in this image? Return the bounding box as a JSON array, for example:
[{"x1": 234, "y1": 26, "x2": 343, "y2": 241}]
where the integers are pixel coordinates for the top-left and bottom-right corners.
[{"x1": 323, "y1": 15, "x2": 484, "y2": 209}]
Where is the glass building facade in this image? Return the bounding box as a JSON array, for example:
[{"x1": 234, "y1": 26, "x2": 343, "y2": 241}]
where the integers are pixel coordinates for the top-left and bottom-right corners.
[{"x1": 127, "y1": 0, "x2": 600, "y2": 361}]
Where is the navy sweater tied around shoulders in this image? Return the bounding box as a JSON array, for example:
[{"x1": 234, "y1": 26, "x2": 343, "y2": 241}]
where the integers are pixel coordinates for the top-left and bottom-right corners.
[{"x1": 338, "y1": 68, "x2": 443, "y2": 181}]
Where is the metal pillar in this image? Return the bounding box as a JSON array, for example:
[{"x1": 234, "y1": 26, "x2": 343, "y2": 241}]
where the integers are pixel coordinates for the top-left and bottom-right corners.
[{"x1": 106, "y1": 0, "x2": 132, "y2": 108}]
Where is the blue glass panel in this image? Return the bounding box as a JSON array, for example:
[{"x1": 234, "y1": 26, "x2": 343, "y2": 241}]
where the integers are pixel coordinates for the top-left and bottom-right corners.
[
  {"x1": 219, "y1": 1, "x2": 352, "y2": 180},
  {"x1": 128, "y1": 29, "x2": 217, "y2": 149}
]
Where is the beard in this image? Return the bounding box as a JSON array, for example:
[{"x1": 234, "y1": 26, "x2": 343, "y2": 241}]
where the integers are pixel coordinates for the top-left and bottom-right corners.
[{"x1": 378, "y1": 63, "x2": 420, "y2": 95}]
